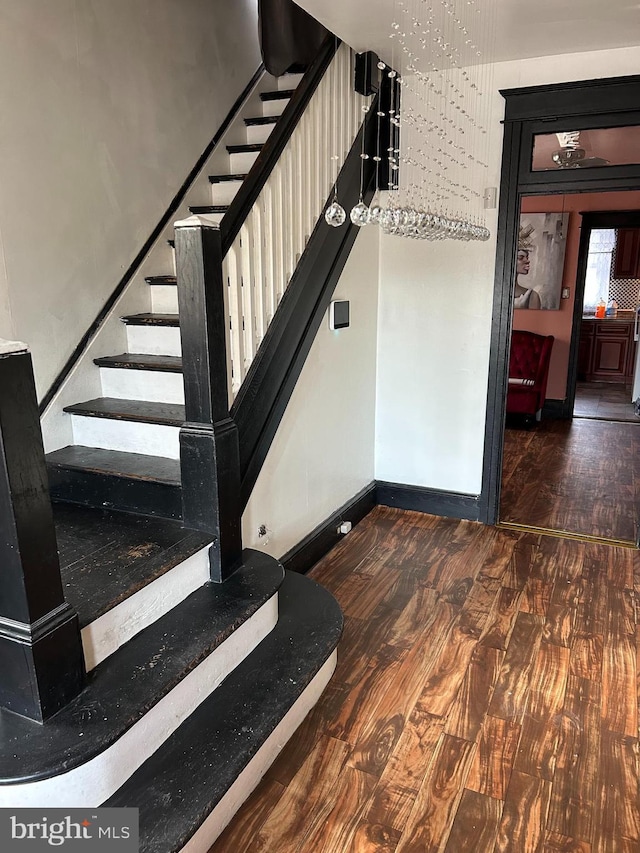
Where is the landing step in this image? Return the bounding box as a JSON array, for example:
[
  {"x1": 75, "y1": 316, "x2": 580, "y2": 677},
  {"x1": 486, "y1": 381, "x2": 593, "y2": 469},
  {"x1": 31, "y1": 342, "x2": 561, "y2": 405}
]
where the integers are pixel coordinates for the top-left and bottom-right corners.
[
  {"x1": 121, "y1": 313, "x2": 180, "y2": 327},
  {"x1": 260, "y1": 89, "x2": 295, "y2": 101},
  {"x1": 63, "y1": 398, "x2": 185, "y2": 426},
  {"x1": 226, "y1": 143, "x2": 263, "y2": 154},
  {"x1": 145, "y1": 275, "x2": 176, "y2": 286},
  {"x1": 105, "y1": 570, "x2": 342, "y2": 853},
  {"x1": 208, "y1": 173, "x2": 248, "y2": 184},
  {"x1": 53, "y1": 502, "x2": 209, "y2": 629},
  {"x1": 0, "y1": 552, "x2": 284, "y2": 803},
  {"x1": 94, "y1": 354, "x2": 183, "y2": 372},
  {"x1": 47, "y1": 445, "x2": 183, "y2": 522}
]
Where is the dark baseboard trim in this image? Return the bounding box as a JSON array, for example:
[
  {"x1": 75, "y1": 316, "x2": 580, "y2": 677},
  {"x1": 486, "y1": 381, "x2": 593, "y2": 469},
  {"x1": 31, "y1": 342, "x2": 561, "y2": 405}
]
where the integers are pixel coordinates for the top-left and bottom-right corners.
[
  {"x1": 376, "y1": 481, "x2": 481, "y2": 522},
  {"x1": 542, "y1": 398, "x2": 570, "y2": 419},
  {"x1": 39, "y1": 63, "x2": 265, "y2": 415},
  {"x1": 280, "y1": 482, "x2": 377, "y2": 575}
]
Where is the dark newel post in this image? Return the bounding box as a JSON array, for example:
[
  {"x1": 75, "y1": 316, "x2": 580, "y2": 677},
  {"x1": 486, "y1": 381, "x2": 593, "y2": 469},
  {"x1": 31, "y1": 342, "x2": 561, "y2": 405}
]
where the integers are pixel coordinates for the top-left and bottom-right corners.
[
  {"x1": 175, "y1": 221, "x2": 243, "y2": 583},
  {"x1": 0, "y1": 347, "x2": 85, "y2": 722}
]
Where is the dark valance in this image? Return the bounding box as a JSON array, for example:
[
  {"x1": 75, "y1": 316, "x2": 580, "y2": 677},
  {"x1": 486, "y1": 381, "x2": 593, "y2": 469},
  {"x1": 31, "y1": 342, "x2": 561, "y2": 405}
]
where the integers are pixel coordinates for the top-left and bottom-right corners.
[{"x1": 258, "y1": 0, "x2": 330, "y2": 77}]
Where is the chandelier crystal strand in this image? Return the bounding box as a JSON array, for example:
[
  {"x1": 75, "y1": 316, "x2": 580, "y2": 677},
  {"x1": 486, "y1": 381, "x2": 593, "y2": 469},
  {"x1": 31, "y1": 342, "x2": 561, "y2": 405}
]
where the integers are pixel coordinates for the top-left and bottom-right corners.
[
  {"x1": 374, "y1": 0, "x2": 495, "y2": 241},
  {"x1": 350, "y1": 51, "x2": 371, "y2": 227},
  {"x1": 325, "y1": 35, "x2": 346, "y2": 227}
]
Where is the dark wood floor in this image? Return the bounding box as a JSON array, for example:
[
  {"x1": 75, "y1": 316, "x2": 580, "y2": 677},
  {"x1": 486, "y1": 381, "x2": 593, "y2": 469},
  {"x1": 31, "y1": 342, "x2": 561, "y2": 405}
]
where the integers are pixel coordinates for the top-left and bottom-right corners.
[
  {"x1": 209, "y1": 506, "x2": 640, "y2": 853},
  {"x1": 501, "y1": 418, "x2": 639, "y2": 543},
  {"x1": 574, "y1": 381, "x2": 637, "y2": 423}
]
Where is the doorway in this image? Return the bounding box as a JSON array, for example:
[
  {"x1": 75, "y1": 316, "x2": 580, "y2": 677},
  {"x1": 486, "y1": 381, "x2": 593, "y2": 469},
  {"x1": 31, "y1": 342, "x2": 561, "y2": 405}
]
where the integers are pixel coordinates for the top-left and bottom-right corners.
[
  {"x1": 479, "y1": 73, "x2": 640, "y2": 544},
  {"x1": 499, "y1": 193, "x2": 640, "y2": 544}
]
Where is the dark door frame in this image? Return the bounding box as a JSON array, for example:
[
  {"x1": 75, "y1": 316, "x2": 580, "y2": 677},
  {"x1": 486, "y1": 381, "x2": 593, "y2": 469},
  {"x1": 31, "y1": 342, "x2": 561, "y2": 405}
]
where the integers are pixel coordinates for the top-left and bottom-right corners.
[{"x1": 479, "y1": 73, "x2": 640, "y2": 525}]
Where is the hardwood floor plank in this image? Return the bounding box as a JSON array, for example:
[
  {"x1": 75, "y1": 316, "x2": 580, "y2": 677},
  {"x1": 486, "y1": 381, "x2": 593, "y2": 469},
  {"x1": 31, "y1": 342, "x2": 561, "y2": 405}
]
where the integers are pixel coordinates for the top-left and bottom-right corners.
[
  {"x1": 547, "y1": 675, "x2": 601, "y2": 844},
  {"x1": 347, "y1": 821, "x2": 402, "y2": 853},
  {"x1": 247, "y1": 736, "x2": 351, "y2": 853},
  {"x1": 444, "y1": 645, "x2": 505, "y2": 742},
  {"x1": 520, "y1": 577, "x2": 553, "y2": 618},
  {"x1": 594, "y1": 730, "x2": 640, "y2": 850},
  {"x1": 500, "y1": 537, "x2": 538, "y2": 591},
  {"x1": 335, "y1": 605, "x2": 401, "y2": 686},
  {"x1": 488, "y1": 611, "x2": 545, "y2": 723},
  {"x1": 601, "y1": 631, "x2": 638, "y2": 737},
  {"x1": 442, "y1": 789, "x2": 503, "y2": 852},
  {"x1": 544, "y1": 603, "x2": 576, "y2": 647},
  {"x1": 394, "y1": 733, "x2": 476, "y2": 853},
  {"x1": 416, "y1": 620, "x2": 479, "y2": 718},
  {"x1": 296, "y1": 765, "x2": 378, "y2": 853},
  {"x1": 479, "y1": 585, "x2": 523, "y2": 650},
  {"x1": 336, "y1": 568, "x2": 402, "y2": 621},
  {"x1": 365, "y1": 707, "x2": 443, "y2": 831},
  {"x1": 513, "y1": 643, "x2": 570, "y2": 780},
  {"x1": 466, "y1": 714, "x2": 521, "y2": 799},
  {"x1": 569, "y1": 634, "x2": 603, "y2": 681},
  {"x1": 385, "y1": 586, "x2": 439, "y2": 650},
  {"x1": 543, "y1": 832, "x2": 591, "y2": 852},
  {"x1": 494, "y1": 769, "x2": 552, "y2": 853}
]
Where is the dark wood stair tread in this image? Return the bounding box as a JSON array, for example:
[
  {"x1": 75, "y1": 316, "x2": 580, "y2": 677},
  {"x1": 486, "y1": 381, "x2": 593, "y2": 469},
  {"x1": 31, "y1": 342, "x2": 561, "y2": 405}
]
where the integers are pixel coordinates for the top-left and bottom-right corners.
[
  {"x1": 244, "y1": 116, "x2": 279, "y2": 126},
  {"x1": 0, "y1": 552, "x2": 284, "y2": 783},
  {"x1": 63, "y1": 398, "x2": 185, "y2": 426},
  {"x1": 226, "y1": 143, "x2": 263, "y2": 154},
  {"x1": 94, "y1": 353, "x2": 183, "y2": 372},
  {"x1": 208, "y1": 173, "x2": 248, "y2": 184},
  {"x1": 47, "y1": 445, "x2": 181, "y2": 484},
  {"x1": 189, "y1": 205, "x2": 229, "y2": 215},
  {"x1": 260, "y1": 89, "x2": 295, "y2": 101},
  {"x1": 145, "y1": 275, "x2": 176, "y2": 285},
  {"x1": 105, "y1": 571, "x2": 342, "y2": 853},
  {"x1": 52, "y1": 502, "x2": 210, "y2": 627},
  {"x1": 121, "y1": 313, "x2": 180, "y2": 327}
]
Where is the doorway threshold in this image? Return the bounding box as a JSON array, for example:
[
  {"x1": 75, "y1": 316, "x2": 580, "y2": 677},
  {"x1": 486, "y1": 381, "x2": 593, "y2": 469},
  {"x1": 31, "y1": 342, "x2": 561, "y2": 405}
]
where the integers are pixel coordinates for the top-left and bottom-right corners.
[{"x1": 496, "y1": 520, "x2": 637, "y2": 549}]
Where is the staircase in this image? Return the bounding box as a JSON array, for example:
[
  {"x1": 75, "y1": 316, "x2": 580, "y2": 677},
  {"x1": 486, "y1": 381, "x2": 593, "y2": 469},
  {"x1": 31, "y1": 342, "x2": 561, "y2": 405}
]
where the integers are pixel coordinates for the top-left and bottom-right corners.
[
  {"x1": 1, "y1": 63, "x2": 347, "y2": 852},
  {"x1": 45, "y1": 72, "x2": 304, "y2": 521}
]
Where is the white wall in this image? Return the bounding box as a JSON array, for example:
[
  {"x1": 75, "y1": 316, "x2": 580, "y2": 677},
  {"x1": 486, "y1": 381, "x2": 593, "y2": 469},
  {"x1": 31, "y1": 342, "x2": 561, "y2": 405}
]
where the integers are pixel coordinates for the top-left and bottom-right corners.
[
  {"x1": 243, "y1": 225, "x2": 379, "y2": 559},
  {"x1": 0, "y1": 0, "x2": 260, "y2": 400},
  {"x1": 374, "y1": 44, "x2": 640, "y2": 496}
]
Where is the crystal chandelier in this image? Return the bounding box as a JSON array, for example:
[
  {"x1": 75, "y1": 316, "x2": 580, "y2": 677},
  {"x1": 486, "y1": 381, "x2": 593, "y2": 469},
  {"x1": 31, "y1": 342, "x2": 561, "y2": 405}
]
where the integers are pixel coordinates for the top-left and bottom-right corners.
[{"x1": 351, "y1": 0, "x2": 497, "y2": 242}]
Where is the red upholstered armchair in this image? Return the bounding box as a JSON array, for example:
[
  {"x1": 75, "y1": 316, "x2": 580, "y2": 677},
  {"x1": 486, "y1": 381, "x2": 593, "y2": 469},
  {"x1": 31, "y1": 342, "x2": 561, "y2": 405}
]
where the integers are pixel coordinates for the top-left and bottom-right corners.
[{"x1": 507, "y1": 330, "x2": 554, "y2": 422}]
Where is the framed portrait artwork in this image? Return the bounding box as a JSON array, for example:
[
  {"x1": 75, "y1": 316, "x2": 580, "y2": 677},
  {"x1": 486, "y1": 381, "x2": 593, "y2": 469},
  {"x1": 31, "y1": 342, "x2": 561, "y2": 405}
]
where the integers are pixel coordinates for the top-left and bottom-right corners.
[{"x1": 514, "y1": 212, "x2": 569, "y2": 310}]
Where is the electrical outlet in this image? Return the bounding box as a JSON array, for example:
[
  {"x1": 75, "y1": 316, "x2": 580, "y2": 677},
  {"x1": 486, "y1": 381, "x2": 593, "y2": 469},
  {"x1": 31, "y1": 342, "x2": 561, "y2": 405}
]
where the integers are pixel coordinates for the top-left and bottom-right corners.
[
  {"x1": 337, "y1": 521, "x2": 352, "y2": 535},
  {"x1": 257, "y1": 524, "x2": 271, "y2": 545}
]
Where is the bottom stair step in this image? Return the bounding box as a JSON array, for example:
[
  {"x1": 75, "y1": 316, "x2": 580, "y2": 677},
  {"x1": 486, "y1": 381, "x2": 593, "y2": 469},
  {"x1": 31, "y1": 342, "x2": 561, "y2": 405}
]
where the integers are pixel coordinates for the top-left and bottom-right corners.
[
  {"x1": 47, "y1": 445, "x2": 182, "y2": 520},
  {"x1": 0, "y1": 551, "x2": 284, "y2": 804},
  {"x1": 105, "y1": 570, "x2": 343, "y2": 853}
]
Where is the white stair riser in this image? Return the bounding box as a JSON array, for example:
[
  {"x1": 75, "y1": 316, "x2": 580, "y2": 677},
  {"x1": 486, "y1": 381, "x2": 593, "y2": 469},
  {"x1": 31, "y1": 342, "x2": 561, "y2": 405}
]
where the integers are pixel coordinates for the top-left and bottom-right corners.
[
  {"x1": 278, "y1": 73, "x2": 303, "y2": 90},
  {"x1": 0, "y1": 595, "x2": 280, "y2": 808},
  {"x1": 70, "y1": 414, "x2": 181, "y2": 458},
  {"x1": 126, "y1": 324, "x2": 182, "y2": 356},
  {"x1": 229, "y1": 151, "x2": 260, "y2": 173},
  {"x1": 82, "y1": 546, "x2": 210, "y2": 671},
  {"x1": 246, "y1": 123, "x2": 276, "y2": 145},
  {"x1": 210, "y1": 180, "x2": 244, "y2": 206},
  {"x1": 262, "y1": 99, "x2": 289, "y2": 118},
  {"x1": 150, "y1": 284, "x2": 179, "y2": 314},
  {"x1": 100, "y1": 368, "x2": 185, "y2": 405}
]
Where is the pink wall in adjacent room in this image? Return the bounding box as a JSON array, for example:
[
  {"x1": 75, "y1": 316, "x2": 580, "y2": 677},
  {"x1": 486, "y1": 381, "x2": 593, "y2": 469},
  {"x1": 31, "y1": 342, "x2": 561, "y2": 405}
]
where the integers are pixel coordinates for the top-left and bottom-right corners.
[{"x1": 515, "y1": 191, "x2": 640, "y2": 400}]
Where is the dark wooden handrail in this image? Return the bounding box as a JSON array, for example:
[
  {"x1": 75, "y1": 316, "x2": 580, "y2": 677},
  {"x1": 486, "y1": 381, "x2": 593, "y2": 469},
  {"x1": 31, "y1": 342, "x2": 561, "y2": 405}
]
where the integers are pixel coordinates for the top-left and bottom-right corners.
[{"x1": 220, "y1": 35, "x2": 339, "y2": 257}]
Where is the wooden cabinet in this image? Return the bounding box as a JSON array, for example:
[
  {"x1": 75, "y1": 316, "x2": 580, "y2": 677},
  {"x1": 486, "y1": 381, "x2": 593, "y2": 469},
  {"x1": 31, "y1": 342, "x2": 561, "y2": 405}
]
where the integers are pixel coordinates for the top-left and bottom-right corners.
[
  {"x1": 613, "y1": 228, "x2": 640, "y2": 279},
  {"x1": 579, "y1": 319, "x2": 636, "y2": 382}
]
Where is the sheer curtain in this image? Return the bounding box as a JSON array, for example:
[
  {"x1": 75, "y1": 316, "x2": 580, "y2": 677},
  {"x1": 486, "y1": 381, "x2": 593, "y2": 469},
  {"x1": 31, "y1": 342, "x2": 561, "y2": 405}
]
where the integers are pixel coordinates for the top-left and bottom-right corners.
[{"x1": 583, "y1": 228, "x2": 616, "y2": 310}]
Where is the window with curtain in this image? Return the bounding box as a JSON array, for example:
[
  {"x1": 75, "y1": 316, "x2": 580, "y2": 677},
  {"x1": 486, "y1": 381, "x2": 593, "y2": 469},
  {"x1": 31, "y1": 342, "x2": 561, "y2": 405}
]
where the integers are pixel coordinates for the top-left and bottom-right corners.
[{"x1": 584, "y1": 228, "x2": 616, "y2": 310}]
